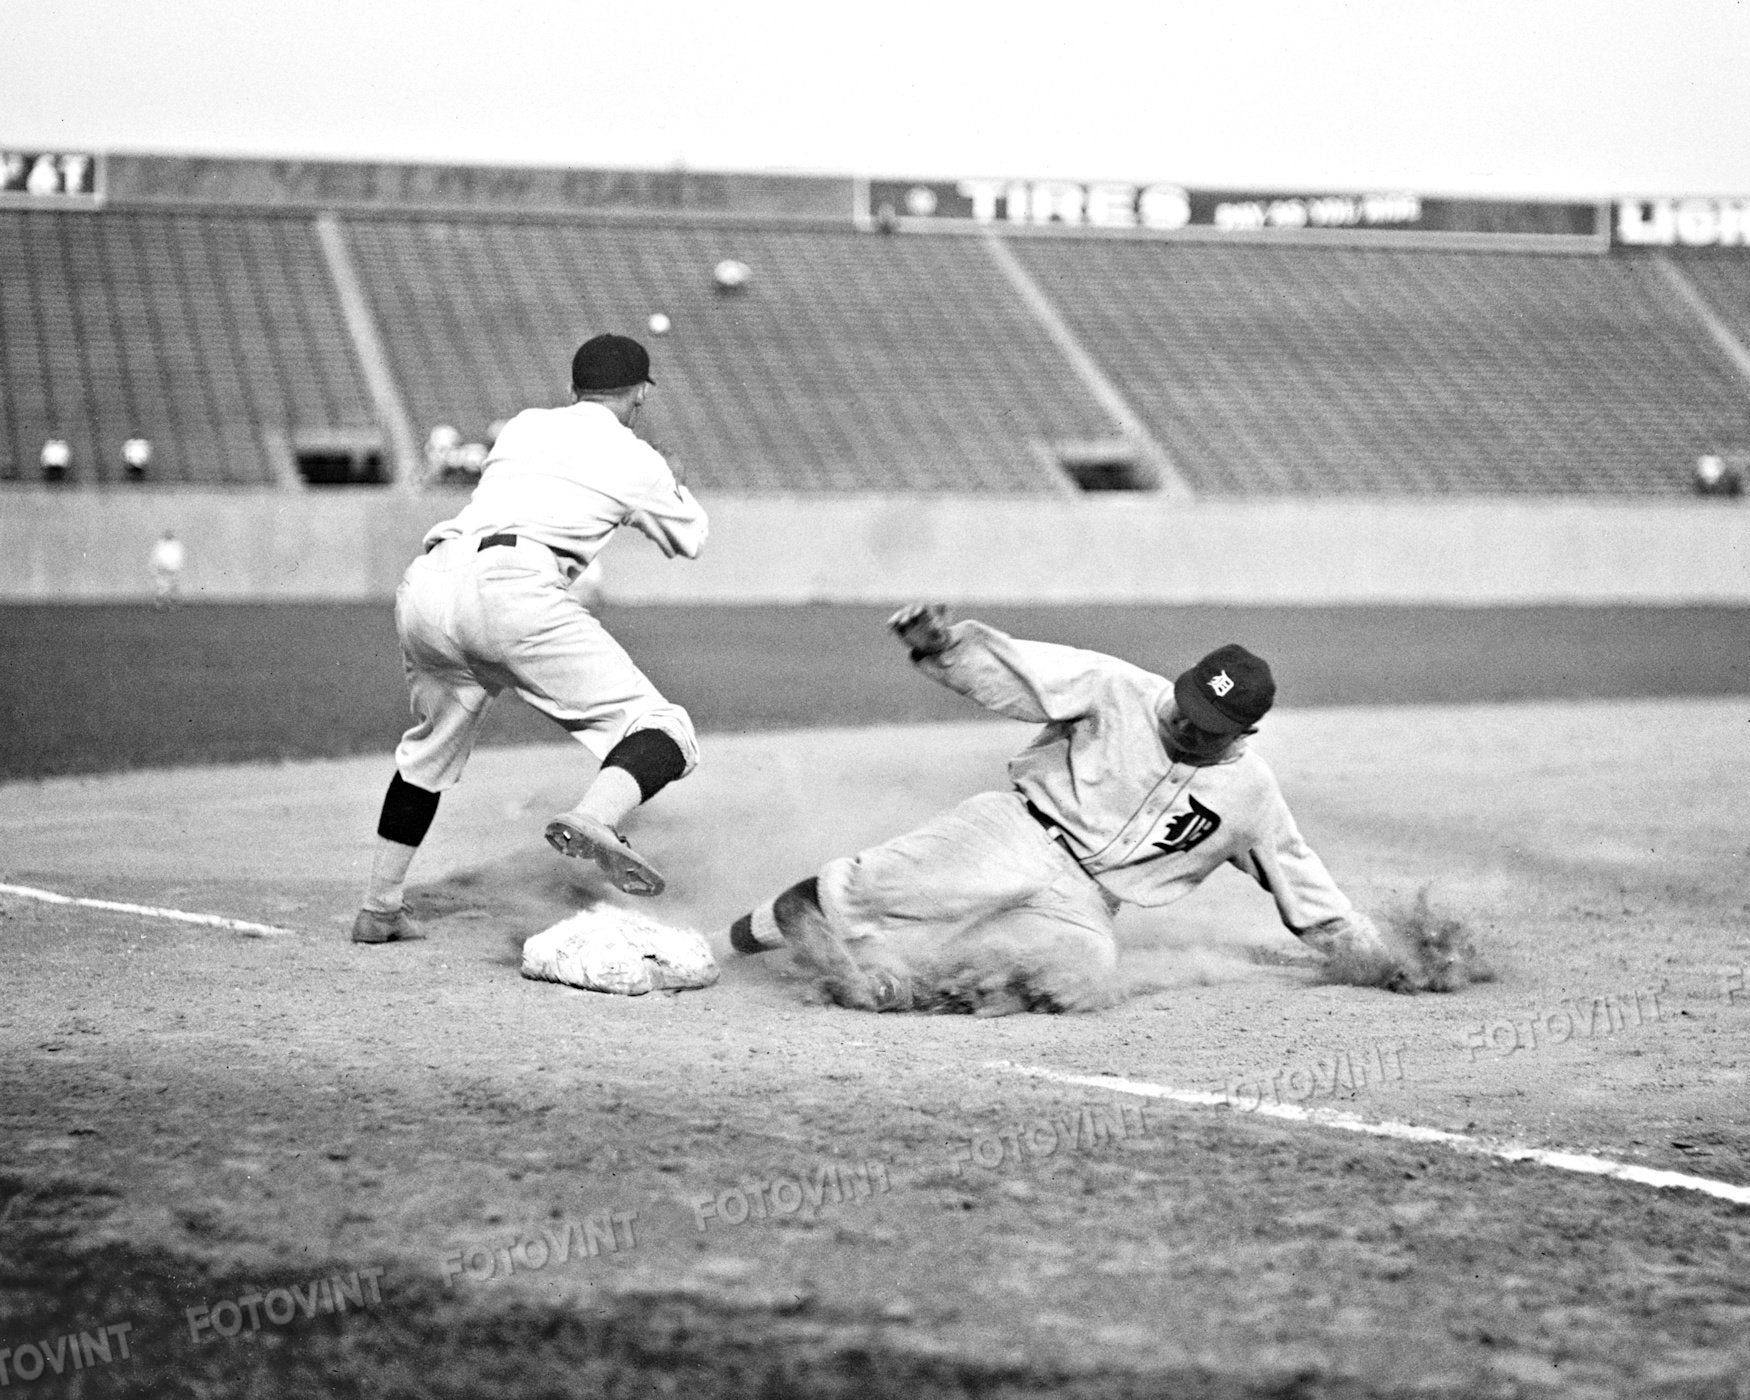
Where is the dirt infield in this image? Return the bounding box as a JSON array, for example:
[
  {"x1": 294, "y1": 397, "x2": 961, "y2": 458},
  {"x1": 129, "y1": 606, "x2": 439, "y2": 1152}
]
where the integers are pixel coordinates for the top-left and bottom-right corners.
[{"x1": 3, "y1": 697, "x2": 1748, "y2": 1397}]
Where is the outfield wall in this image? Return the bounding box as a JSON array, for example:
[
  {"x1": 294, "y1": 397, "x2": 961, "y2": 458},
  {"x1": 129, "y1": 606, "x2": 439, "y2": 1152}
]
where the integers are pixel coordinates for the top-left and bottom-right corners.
[{"x1": 1, "y1": 490, "x2": 1746, "y2": 605}]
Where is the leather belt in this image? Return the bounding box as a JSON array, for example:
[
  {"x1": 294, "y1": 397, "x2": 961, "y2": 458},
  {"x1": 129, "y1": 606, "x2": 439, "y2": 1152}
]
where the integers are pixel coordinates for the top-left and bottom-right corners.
[
  {"x1": 1022, "y1": 795, "x2": 1080, "y2": 862},
  {"x1": 426, "y1": 533, "x2": 584, "y2": 566},
  {"x1": 1022, "y1": 795, "x2": 1118, "y2": 913}
]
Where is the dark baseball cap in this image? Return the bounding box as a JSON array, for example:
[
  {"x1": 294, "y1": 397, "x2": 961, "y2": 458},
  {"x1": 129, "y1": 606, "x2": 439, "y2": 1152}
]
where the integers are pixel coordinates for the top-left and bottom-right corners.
[
  {"x1": 571, "y1": 334, "x2": 654, "y2": 392},
  {"x1": 1173, "y1": 644, "x2": 1276, "y2": 735}
]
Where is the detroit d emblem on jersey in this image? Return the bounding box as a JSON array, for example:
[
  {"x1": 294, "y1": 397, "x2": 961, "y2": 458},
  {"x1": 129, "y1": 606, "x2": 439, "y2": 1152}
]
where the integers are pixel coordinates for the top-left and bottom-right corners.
[
  {"x1": 1153, "y1": 795, "x2": 1222, "y2": 854},
  {"x1": 1209, "y1": 670, "x2": 1235, "y2": 697}
]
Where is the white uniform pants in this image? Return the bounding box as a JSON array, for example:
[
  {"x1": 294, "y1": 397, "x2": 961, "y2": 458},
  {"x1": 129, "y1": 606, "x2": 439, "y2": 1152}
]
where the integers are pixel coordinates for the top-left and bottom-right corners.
[
  {"x1": 391, "y1": 535, "x2": 697, "y2": 792},
  {"x1": 815, "y1": 791, "x2": 1119, "y2": 988}
]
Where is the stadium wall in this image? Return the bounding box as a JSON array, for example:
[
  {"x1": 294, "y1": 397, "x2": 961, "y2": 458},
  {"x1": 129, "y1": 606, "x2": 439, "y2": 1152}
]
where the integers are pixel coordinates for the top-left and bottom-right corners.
[{"x1": 2, "y1": 492, "x2": 1746, "y2": 605}]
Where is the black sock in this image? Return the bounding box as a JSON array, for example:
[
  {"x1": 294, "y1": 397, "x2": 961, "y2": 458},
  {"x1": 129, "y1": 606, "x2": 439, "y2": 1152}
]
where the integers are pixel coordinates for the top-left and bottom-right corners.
[{"x1": 729, "y1": 914, "x2": 764, "y2": 955}]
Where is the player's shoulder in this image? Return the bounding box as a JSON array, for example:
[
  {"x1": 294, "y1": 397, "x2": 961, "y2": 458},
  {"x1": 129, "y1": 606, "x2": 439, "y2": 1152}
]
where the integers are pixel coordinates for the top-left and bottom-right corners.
[
  {"x1": 1093, "y1": 654, "x2": 1171, "y2": 707},
  {"x1": 626, "y1": 429, "x2": 671, "y2": 464},
  {"x1": 564, "y1": 402, "x2": 668, "y2": 456},
  {"x1": 491, "y1": 406, "x2": 553, "y2": 442},
  {"x1": 1199, "y1": 742, "x2": 1282, "y2": 797},
  {"x1": 621, "y1": 430, "x2": 679, "y2": 487},
  {"x1": 1182, "y1": 749, "x2": 1285, "y2": 842},
  {"x1": 1235, "y1": 748, "x2": 1297, "y2": 822}
]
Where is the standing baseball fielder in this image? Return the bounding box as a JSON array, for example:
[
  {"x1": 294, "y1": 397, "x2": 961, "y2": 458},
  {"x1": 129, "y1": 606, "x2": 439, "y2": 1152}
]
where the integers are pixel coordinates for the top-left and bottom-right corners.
[
  {"x1": 729, "y1": 606, "x2": 1393, "y2": 1012},
  {"x1": 352, "y1": 334, "x2": 707, "y2": 944}
]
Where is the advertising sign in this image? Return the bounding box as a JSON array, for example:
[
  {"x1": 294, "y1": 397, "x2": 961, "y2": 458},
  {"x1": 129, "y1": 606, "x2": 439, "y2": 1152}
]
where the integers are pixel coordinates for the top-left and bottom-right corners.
[
  {"x1": 860, "y1": 177, "x2": 1605, "y2": 250},
  {"x1": 1616, "y1": 199, "x2": 1750, "y2": 248},
  {"x1": 0, "y1": 151, "x2": 103, "y2": 206}
]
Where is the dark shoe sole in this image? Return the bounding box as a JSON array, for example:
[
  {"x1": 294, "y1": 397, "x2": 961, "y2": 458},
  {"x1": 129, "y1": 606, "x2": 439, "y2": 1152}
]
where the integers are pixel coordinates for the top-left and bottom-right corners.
[{"x1": 544, "y1": 816, "x2": 665, "y2": 897}]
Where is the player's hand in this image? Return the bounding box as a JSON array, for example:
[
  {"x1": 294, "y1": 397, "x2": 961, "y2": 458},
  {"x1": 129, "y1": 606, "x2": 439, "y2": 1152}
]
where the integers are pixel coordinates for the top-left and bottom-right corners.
[{"x1": 887, "y1": 603, "x2": 953, "y2": 656}]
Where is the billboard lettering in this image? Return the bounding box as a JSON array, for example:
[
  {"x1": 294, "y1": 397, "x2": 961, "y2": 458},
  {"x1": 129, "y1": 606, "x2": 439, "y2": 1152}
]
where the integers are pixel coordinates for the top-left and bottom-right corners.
[
  {"x1": 104, "y1": 155, "x2": 849, "y2": 220},
  {"x1": 931, "y1": 179, "x2": 1195, "y2": 230},
  {"x1": 864, "y1": 178, "x2": 1602, "y2": 247},
  {"x1": 1616, "y1": 198, "x2": 1750, "y2": 248},
  {"x1": 0, "y1": 151, "x2": 102, "y2": 204}
]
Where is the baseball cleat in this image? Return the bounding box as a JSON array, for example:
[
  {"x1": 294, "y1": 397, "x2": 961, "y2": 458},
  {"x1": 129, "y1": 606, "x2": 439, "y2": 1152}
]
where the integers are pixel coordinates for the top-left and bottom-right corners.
[
  {"x1": 351, "y1": 906, "x2": 417, "y2": 944},
  {"x1": 544, "y1": 812, "x2": 666, "y2": 897}
]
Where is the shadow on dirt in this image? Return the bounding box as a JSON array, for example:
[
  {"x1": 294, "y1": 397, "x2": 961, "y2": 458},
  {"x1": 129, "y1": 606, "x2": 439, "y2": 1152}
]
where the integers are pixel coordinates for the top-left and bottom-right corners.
[{"x1": 2, "y1": 1174, "x2": 1325, "y2": 1400}]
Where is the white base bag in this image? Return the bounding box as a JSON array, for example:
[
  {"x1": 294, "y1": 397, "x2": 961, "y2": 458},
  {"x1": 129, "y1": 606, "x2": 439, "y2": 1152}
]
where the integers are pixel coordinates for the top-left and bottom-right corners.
[{"x1": 521, "y1": 906, "x2": 720, "y2": 996}]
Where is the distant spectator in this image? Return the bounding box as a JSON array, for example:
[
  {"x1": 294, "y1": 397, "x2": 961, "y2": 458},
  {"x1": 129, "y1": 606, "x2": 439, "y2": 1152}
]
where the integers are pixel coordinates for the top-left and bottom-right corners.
[
  {"x1": 149, "y1": 531, "x2": 186, "y2": 607},
  {"x1": 122, "y1": 436, "x2": 153, "y2": 482},
  {"x1": 40, "y1": 438, "x2": 70, "y2": 483},
  {"x1": 424, "y1": 424, "x2": 462, "y2": 481},
  {"x1": 1694, "y1": 454, "x2": 1745, "y2": 498},
  {"x1": 713, "y1": 258, "x2": 752, "y2": 294},
  {"x1": 446, "y1": 441, "x2": 489, "y2": 483},
  {"x1": 875, "y1": 201, "x2": 900, "y2": 235}
]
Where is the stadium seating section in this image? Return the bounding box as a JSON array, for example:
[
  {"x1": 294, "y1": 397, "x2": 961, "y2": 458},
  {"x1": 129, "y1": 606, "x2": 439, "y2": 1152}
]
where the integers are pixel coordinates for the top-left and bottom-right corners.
[
  {"x1": 0, "y1": 210, "x2": 376, "y2": 485},
  {"x1": 3, "y1": 204, "x2": 1748, "y2": 494},
  {"x1": 1011, "y1": 240, "x2": 1750, "y2": 495},
  {"x1": 1669, "y1": 258, "x2": 1750, "y2": 371},
  {"x1": 341, "y1": 219, "x2": 1103, "y2": 491}
]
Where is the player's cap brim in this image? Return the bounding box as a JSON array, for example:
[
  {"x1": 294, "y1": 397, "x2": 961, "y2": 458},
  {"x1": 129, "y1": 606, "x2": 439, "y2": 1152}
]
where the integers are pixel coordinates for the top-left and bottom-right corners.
[{"x1": 1173, "y1": 669, "x2": 1248, "y2": 735}]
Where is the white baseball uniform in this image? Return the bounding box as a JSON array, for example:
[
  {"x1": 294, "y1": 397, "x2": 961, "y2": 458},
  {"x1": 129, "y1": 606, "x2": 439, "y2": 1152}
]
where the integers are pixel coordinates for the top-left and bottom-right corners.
[
  {"x1": 148, "y1": 535, "x2": 186, "y2": 591},
  {"x1": 392, "y1": 400, "x2": 707, "y2": 792},
  {"x1": 817, "y1": 621, "x2": 1358, "y2": 964}
]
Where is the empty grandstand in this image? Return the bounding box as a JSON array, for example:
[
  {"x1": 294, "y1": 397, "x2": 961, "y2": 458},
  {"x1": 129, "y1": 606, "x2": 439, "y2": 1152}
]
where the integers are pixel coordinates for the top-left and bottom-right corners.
[
  {"x1": 341, "y1": 218, "x2": 1111, "y2": 491},
  {"x1": 0, "y1": 208, "x2": 376, "y2": 486},
  {"x1": 1012, "y1": 239, "x2": 1750, "y2": 494},
  {"x1": 2, "y1": 154, "x2": 1748, "y2": 496}
]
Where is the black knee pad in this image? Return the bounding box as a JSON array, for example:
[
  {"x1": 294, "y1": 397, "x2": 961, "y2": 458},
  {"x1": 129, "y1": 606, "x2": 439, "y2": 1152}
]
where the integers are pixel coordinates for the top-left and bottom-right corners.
[
  {"x1": 602, "y1": 728, "x2": 688, "y2": 803},
  {"x1": 377, "y1": 772, "x2": 441, "y2": 847}
]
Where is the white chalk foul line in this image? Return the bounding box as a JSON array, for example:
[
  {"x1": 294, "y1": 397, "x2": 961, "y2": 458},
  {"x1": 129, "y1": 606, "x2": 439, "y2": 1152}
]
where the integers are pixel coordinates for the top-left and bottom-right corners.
[
  {"x1": 989, "y1": 1060, "x2": 1750, "y2": 1208},
  {"x1": 0, "y1": 882, "x2": 294, "y2": 938}
]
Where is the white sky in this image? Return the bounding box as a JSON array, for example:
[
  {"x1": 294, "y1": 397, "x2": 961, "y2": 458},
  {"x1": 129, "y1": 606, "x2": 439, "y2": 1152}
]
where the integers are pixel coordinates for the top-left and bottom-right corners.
[{"x1": 3, "y1": 0, "x2": 1748, "y2": 197}]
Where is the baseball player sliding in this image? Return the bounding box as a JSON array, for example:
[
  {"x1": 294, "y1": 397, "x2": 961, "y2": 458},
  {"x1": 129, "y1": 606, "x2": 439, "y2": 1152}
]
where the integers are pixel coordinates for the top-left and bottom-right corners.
[
  {"x1": 729, "y1": 606, "x2": 1396, "y2": 1012},
  {"x1": 353, "y1": 334, "x2": 706, "y2": 944}
]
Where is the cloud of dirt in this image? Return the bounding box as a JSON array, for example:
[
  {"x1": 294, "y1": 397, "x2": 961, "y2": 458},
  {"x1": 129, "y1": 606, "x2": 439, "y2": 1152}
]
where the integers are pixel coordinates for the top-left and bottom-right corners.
[
  {"x1": 1116, "y1": 944, "x2": 1281, "y2": 999},
  {"x1": 410, "y1": 848, "x2": 603, "y2": 952},
  {"x1": 835, "y1": 926, "x2": 1280, "y2": 1017},
  {"x1": 1320, "y1": 887, "x2": 1496, "y2": 994},
  {"x1": 831, "y1": 934, "x2": 1100, "y2": 1017}
]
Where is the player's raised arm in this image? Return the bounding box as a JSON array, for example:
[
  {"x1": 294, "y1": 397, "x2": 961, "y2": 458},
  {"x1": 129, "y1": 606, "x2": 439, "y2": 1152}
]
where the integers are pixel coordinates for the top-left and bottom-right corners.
[{"x1": 886, "y1": 605, "x2": 1143, "y2": 724}]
